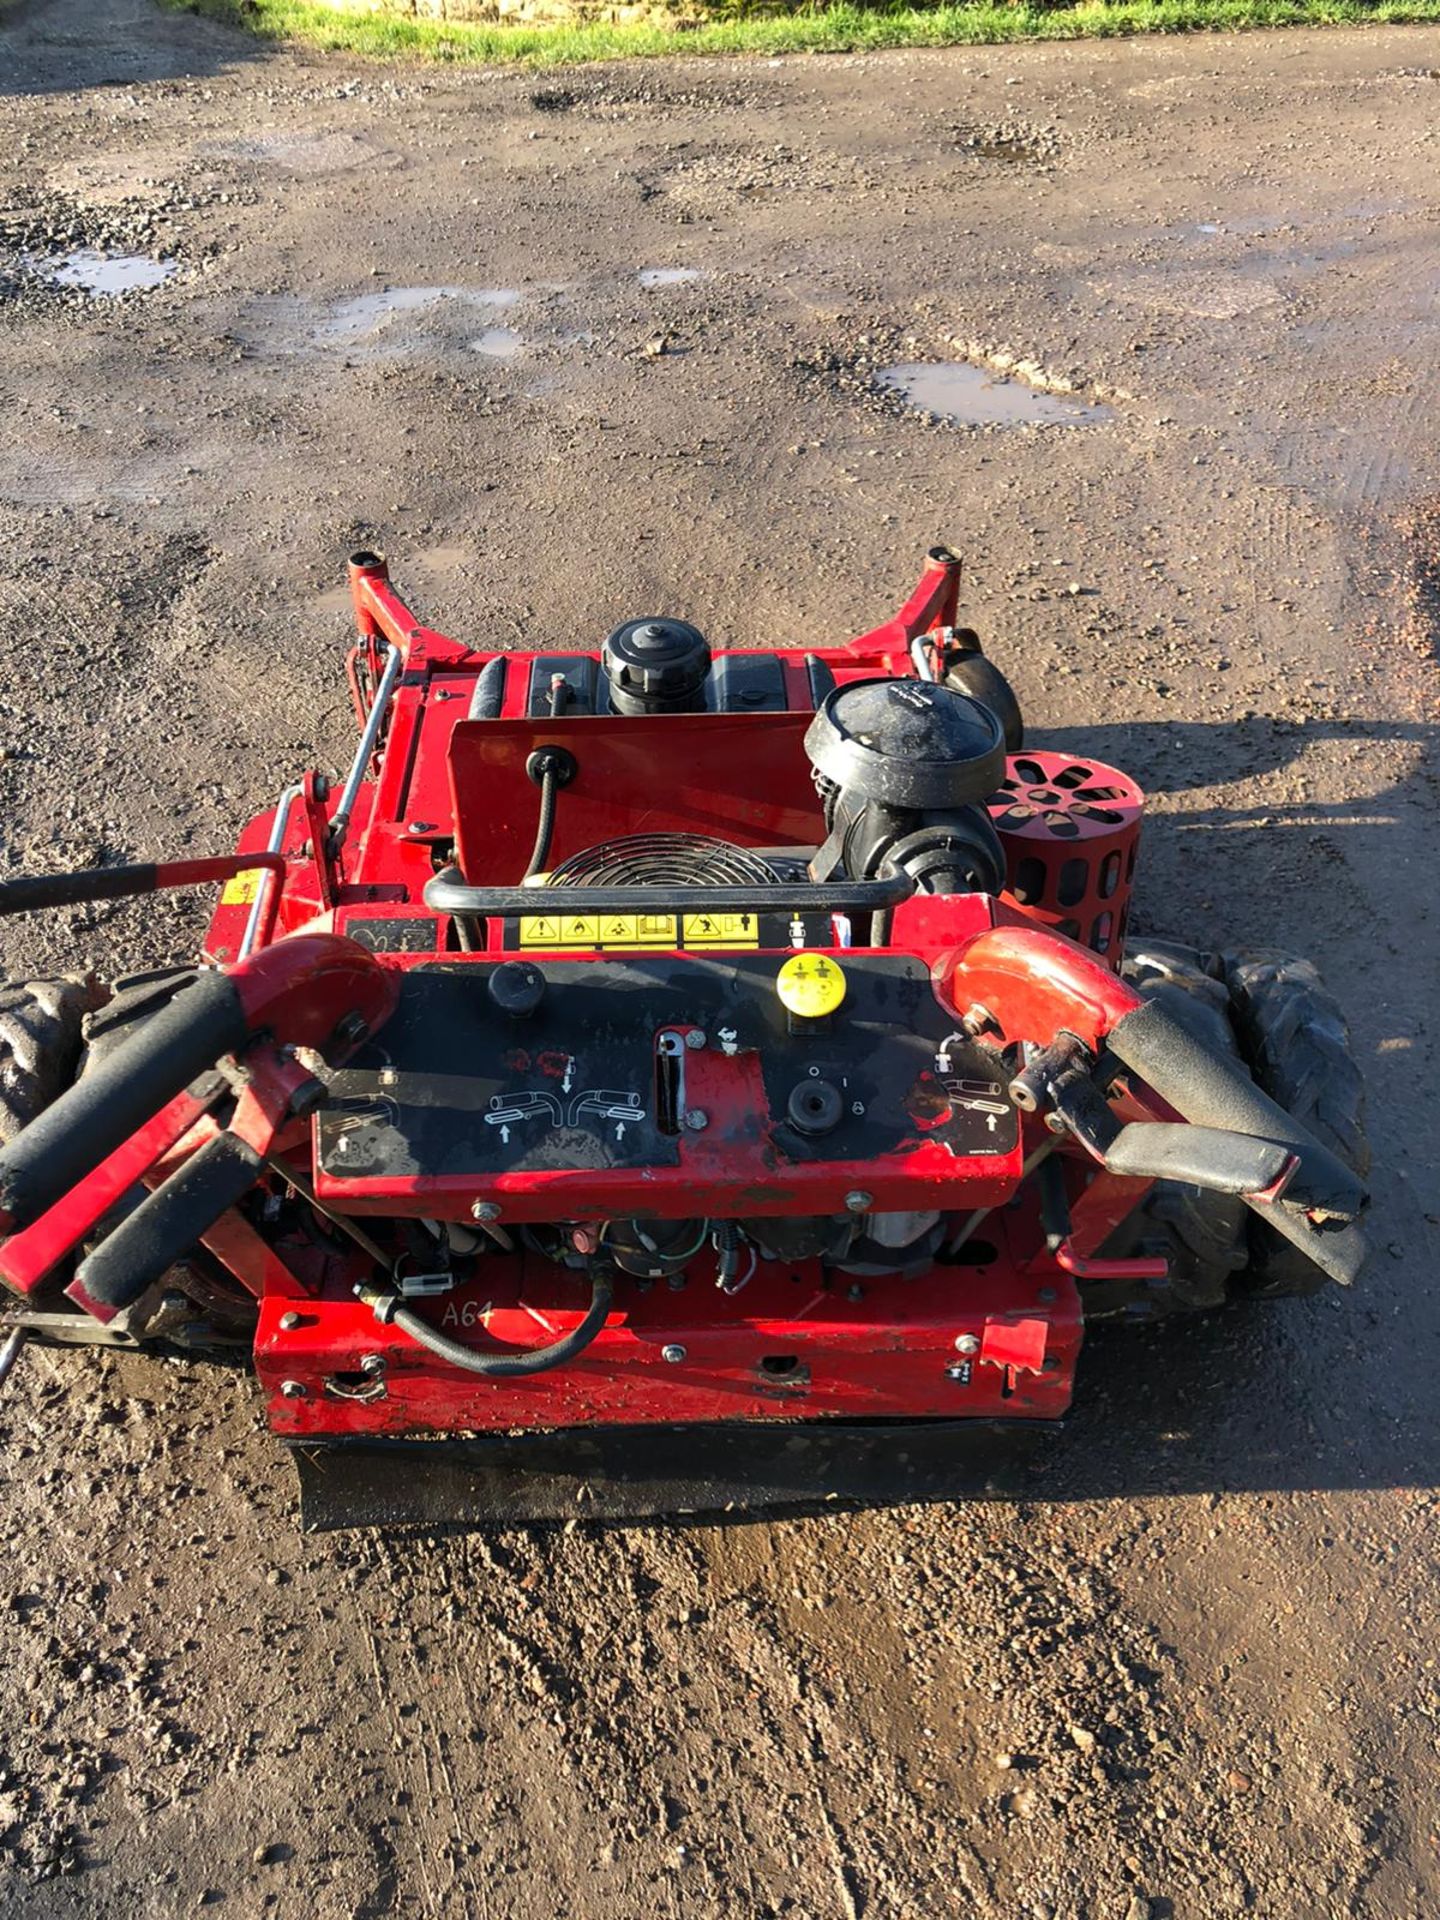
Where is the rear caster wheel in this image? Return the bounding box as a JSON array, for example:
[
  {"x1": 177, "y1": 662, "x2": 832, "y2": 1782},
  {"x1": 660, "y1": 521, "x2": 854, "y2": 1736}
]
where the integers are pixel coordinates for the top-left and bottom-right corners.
[
  {"x1": 1090, "y1": 939, "x2": 1369, "y2": 1320},
  {"x1": 0, "y1": 976, "x2": 106, "y2": 1145},
  {"x1": 1222, "y1": 950, "x2": 1369, "y2": 1300}
]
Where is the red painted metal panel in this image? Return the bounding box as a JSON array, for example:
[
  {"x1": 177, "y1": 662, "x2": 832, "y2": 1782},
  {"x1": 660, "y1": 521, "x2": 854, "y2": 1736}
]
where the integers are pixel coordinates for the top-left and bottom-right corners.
[
  {"x1": 447, "y1": 712, "x2": 825, "y2": 884},
  {"x1": 256, "y1": 1231, "x2": 1081, "y2": 1437}
]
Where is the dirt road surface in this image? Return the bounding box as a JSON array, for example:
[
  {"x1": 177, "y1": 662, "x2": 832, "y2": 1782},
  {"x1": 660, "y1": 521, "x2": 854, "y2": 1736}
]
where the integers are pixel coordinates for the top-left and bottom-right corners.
[{"x1": 1, "y1": 3, "x2": 1437, "y2": 1914}]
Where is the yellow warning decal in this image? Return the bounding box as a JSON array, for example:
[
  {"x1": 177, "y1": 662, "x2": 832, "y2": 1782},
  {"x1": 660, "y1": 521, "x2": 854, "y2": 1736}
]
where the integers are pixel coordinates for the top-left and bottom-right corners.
[
  {"x1": 219, "y1": 868, "x2": 263, "y2": 906},
  {"x1": 603, "y1": 913, "x2": 680, "y2": 947},
  {"x1": 682, "y1": 911, "x2": 761, "y2": 949},
  {"x1": 519, "y1": 912, "x2": 678, "y2": 949}
]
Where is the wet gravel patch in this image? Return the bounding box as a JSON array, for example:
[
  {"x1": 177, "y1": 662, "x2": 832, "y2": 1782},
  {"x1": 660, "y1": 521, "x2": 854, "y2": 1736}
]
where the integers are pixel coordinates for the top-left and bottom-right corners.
[
  {"x1": 529, "y1": 74, "x2": 786, "y2": 118},
  {"x1": 952, "y1": 118, "x2": 1063, "y2": 168},
  {"x1": 1396, "y1": 497, "x2": 1440, "y2": 662}
]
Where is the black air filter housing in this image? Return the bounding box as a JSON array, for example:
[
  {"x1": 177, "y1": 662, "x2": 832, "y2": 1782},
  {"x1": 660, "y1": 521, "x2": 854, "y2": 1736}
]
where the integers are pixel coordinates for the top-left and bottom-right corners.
[
  {"x1": 804, "y1": 679, "x2": 1006, "y2": 810},
  {"x1": 805, "y1": 679, "x2": 1007, "y2": 898}
]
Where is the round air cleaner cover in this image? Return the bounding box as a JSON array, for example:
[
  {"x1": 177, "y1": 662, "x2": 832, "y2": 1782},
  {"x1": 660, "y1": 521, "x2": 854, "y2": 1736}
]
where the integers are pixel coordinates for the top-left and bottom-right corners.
[
  {"x1": 804, "y1": 678, "x2": 1007, "y2": 810},
  {"x1": 602, "y1": 617, "x2": 711, "y2": 707}
]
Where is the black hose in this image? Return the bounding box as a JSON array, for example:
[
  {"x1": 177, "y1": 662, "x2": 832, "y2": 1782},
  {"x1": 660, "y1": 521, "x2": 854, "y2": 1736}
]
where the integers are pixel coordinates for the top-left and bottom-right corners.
[
  {"x1": 713, "y1": 1222, "x2": 740, "y2": 1289},
  {"x1": 525, "y1": 768, "x2": 558, "y2": 881},
  {"x1": 386, "y1": 1264, "x2": 614, "y2": 1377},
  {"x1": 519, "y1": 676, "x2": 571, "y2": 883}
]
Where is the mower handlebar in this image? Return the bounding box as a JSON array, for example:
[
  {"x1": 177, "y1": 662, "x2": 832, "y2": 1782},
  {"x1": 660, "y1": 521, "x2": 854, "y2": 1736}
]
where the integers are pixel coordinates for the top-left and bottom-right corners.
[
  {"x1": 1104, "y1": 997, "x2": 1366, "y2": 1222},
  {"x1": 422, "y1": 865, "x2": 916, "y2": 920},
  {"x1": 0, "y1": 971, "x2": 248, "y2": 1235},
  {"x1": 1101, "y1": 1001, "x2": 1369, "y2": 1287}
]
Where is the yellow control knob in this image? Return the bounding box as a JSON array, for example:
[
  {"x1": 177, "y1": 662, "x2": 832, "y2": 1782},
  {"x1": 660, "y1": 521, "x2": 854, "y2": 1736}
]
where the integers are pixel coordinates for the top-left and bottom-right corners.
[{"x1": 776, "y1": 952, "x2": 847, "y2": 1019}]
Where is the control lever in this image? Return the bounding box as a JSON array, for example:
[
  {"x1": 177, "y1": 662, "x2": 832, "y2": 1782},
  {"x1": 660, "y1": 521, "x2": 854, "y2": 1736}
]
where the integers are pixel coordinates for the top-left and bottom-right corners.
[{"x1": 1009, "y1": 1030, "x2": 1367, "y2": 1288}]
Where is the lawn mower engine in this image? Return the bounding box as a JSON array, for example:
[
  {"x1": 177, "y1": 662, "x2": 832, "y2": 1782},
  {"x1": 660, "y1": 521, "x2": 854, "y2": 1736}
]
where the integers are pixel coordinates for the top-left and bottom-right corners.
[{"x1": 0, "y1": 547, "x2": 1370, "y2": 1526}]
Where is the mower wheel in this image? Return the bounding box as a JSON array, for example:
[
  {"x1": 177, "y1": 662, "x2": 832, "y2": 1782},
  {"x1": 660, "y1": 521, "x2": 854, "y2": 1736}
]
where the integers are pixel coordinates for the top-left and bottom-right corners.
[
  {"x1": 942, "y1": 648, "x2": 1024, "y2": 751},
  {"x1": 1090, "y1": 942, "x2": 1250, "y2": 1319},
  {"x1": 80, "y1": 966, "x2": 197, "y2": 1072},
  {"x1": 0, "y1": 977, "x2": 106, "y2": 1145},
  {"x1": 1222, "y1": 950, "x2": 1369, "y2": 1299}
]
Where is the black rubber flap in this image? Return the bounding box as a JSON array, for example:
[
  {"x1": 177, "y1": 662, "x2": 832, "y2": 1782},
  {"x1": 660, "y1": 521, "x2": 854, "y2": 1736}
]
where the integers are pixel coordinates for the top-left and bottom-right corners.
[
  {"x1": 290, "y1": 1419, "x2": 1060, "y2": 1530},
  {"x1": 803, "y1": 679, "x2": 1007, "y2": 809}
]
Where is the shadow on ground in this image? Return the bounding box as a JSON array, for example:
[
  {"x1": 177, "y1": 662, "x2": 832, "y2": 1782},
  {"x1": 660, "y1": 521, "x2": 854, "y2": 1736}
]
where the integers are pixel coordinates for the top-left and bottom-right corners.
[{"x1": 1, "y1": 0, "x2": 266, "y2": 100}]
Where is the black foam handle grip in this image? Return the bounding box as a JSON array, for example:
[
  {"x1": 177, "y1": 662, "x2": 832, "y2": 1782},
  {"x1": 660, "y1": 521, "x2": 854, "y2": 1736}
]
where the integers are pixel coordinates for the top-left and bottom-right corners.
[
  {"x1": 0, "y1": 971, "x2": 246, "y2": 1231},
  {"x1": 1105, "y1": 1123, "x2": 1293, "y2": 1195},
  {"x1": 1106, "y1": 997, "x2": 1368, "y2": 1286},
  {"x1": 69, "y1": 1131, "x2": 264, "y2": 1319},
  {"x1": 1106, "y1": 998, "x2": 1365, "y2": 1220}
]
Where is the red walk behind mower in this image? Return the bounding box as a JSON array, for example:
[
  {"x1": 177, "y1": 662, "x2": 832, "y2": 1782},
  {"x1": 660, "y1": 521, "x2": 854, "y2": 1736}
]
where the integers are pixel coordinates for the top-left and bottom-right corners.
[{"x1": 0, "y1": 548, "x2": 1370, "y2": 1525}]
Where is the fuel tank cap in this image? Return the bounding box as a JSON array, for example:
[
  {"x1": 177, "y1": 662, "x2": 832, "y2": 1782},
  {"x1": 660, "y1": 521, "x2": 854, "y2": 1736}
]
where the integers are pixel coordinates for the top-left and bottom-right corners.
[{"x1": 602, "y1": 617, "x2": 711, "y2": 714}]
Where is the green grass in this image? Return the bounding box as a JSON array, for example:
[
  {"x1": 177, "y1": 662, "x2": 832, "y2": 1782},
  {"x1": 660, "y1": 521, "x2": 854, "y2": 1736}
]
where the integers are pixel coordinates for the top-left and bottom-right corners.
[{"x1": 159, "y1": 0, "x2": 1440, "y2": 66}]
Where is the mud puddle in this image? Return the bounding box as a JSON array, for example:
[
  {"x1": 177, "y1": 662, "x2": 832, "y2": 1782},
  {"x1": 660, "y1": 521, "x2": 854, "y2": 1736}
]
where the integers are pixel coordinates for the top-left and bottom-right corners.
[
  {"x1": 210, "y1": 129, "x2": 403, "y2": 174},
  {"x1": 954, "y1": 120, "x2": 1060, "y2": 165},
  {"x1": 314, "y1": 285, "x2": 520, "y2": 343},
  {"x1": 878, "y1": 361, "x2": 1111, "y2": 427},
  {"x1": 469, "y1": 326, "x2": 523, "y2": 358},
  {"x1": 29, "y1": 249, "x2": 175, "y2": 295}
]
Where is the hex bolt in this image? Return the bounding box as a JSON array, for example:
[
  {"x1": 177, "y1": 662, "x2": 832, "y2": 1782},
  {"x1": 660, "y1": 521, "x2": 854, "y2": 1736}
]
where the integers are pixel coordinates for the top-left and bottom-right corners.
[
  {"x1": 359, "y1": 1353, "x2": 386, "y2": 1377},
  {"x1": 333, "y1": 1011, "x2": 369, "y2": 1047},
  {"x1": 684, "y1": 1029, "x2": 707, "y2": 1051},
  {"x1": 683, "y1": 1109, "x2": 709, "y2": 1132},
  {"x1": 954, "y1": 1332, "x2": 980, "y2": 1356},
  {"x1": 1044, "y1": 1113, "x2": 1068, "y2": 1136},
  {"x1": 279, "y1": 1379, "x2": 307, "y2": 1399},
  {"x1": 407, "y1": 821, "x2": 436, "y2": 835},
  {"x1": 844, "y1": 1190, "x2": 873, "y2": 1213},
  {"x1": 661, "y1": 1344, "x2": 687, "y2": 1364},
  {"x1": 846, "y1": 1282, "x2": 865, "y2": 1302},
  {"x1": 279, "y1": 1311, "x2": 302, "y2": 1332},
  {"x1": 962, "y1": 1004, "x2": 999, "y2": 1039},
  {"x1": 945, "y1": 1363, "x2": 971, "y2": 1382},
  {"x1": 471, "y1": 1201, "x2": 502, "y2": 1223}
]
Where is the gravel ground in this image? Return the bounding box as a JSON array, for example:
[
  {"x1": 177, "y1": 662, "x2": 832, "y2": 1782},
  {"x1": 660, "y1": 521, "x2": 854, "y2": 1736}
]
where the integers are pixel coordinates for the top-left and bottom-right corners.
[{"x1": 1, "y1": 3, "x2": 1438, "y2": 1915}]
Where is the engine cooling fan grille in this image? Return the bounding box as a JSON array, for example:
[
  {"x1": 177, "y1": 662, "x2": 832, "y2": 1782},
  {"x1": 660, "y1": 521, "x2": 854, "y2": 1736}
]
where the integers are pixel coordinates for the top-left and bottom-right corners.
[{"x1": 548, "y1": 833, "x2": 781, "y2": 888}]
